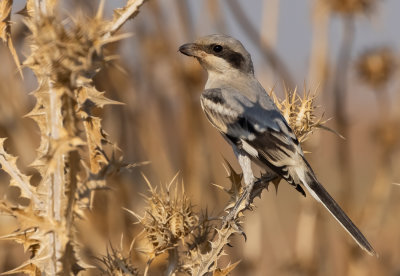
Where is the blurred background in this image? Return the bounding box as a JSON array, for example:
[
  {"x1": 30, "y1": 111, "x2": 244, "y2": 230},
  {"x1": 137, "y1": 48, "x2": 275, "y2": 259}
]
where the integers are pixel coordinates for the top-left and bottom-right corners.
[{"x1": 1, "y1": 0, "x2": 400, "y2": 275}]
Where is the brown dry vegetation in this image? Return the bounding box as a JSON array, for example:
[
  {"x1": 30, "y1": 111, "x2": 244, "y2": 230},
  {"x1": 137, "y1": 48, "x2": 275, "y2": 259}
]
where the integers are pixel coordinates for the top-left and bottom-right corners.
[{"x1": 0, "y1": 0, "x2": 399, "y2": 275}]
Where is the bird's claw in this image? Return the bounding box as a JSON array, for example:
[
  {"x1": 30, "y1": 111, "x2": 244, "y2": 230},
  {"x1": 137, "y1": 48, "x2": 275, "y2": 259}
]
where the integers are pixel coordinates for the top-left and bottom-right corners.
[{"x1": 222, "y1": 180, "x2": 255, "y2": 227}]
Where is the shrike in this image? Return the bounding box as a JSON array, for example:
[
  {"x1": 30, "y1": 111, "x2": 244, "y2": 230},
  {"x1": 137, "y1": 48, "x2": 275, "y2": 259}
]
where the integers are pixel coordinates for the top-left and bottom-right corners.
[{"x1": 179, "y1": 34, "x2": 375, "y2": 255}]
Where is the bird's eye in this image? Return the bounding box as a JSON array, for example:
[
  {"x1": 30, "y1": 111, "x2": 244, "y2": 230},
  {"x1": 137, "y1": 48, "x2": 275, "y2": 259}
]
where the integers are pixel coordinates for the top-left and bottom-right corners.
[{"x1": 213, "y1": 45, "x2": 223, "y2": 53}]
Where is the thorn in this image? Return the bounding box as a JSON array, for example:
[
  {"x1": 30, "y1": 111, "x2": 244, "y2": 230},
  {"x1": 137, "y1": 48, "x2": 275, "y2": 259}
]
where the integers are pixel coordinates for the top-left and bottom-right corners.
[
  {"x1": 125, "y1": 161, "x2": 151, "y2": 169},
  {"x1": 212, "y1": 183, "x2": 225, "y2": 190},
  {"x1": 273, "y1": 183, "x2": 279, "y2": 195},
  {"x1": 167, "y1": 171, "x2": 180, "y2": 190},
  {"x1": 241, "y1": 231, "x2": 247, "y2": 242},
  {"x1": 141, "y1": 172, "x2": 154, "y2": 192},
  {"x1": 96, "y1": 0, "x2": 105, "y2": 19},
  {"x1": 122, "y1": 207, "x2": 143, "y2": 221}
]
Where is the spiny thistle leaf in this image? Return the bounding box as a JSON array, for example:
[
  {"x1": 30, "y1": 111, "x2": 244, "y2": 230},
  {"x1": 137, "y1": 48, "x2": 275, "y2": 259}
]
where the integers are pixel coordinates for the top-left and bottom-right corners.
[
  {"x1": 221, "y1": 158, "x2": 243, "y2": 200},
  {"x1": 0, "y1": 203, "x2": 61, "y2": 275},
  {"x1": 212, "y1": 260, "x2": 241, "y2": 276},
  {"x1": 0, "y1": 261, "x2": 40, "y2": 276},
  {"x1": 188, "y1": 221, "x2": 239, "y2": 275},
  {"x1": 110, "y1": 0, "x2": 148, "y2": 36},
  {"x1": 15, "y1": 0, "x2": 34, "y2": 17},
  {"x1": 0, "y1": 227, "x2": 39, "y2": 253},
  {"x1": 75, "y1": 86, "x2": 121, "y2": 173},
  {"x1": 0, "y1": 139, "x2": 39, "y2": 205},
  {"x1": 0, "y1": 0, "x2": 22, "y2": 76}
]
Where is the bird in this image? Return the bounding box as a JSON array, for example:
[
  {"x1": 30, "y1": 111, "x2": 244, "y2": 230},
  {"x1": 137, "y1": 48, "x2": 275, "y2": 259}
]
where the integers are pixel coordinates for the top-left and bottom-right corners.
[{"x1": 179, "y1": 34, "x2": 376, "y2": 256}]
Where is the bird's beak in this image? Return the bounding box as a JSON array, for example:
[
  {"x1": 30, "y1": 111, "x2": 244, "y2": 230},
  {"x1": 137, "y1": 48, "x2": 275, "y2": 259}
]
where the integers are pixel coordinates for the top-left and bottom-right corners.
[{"x1": 179, "y1": 43, "x2": 199, "y2": 57}]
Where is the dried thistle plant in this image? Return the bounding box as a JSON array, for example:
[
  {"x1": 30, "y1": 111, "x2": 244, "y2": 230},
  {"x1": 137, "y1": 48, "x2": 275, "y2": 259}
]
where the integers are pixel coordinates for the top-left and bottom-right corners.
[
  {"x1": 96, "y1": 242, "x2": 139, "y2": 276},
  {"x1": 123, "y1": 173, "x2": 242, "y2": 276},
  {"x1": 137, "y1": 175, "x2": 199, "y2": 254},
  {"x1": 125, "y1": 174, "x2": 200, "y2": 275},
  {"x1": 269, "y1": 87, "x2": 330, "y2": 143},
  {"x1": 0, "y1": 0, "x2": 147, "y2": 274},
  {"x1": 325, "y1": 0, "x2": 376, "y2": 14},
  {"x1": 356, "y1": 47, "x2": 397, "y2": 89}
]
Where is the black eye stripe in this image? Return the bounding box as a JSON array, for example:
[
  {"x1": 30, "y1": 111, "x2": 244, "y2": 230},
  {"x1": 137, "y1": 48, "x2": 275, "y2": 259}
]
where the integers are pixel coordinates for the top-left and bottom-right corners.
[
  {"x1": 202, "y1": 44, "x2": 247, "y2": 71},
  {"x1": 223, "y1": 50, "x2": 245, "y2": 69}
]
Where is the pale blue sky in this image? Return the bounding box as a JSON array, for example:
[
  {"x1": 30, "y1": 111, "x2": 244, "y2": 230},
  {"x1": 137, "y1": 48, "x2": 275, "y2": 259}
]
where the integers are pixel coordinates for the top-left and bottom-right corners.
[{"x1": 11, "y1": 0, "x2": 400, "y2": 87}]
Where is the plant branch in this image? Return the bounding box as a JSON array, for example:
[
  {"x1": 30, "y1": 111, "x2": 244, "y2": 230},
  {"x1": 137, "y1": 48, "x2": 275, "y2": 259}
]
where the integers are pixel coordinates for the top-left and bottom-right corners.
[
  {"x1": 195, "y1": 174, "x2": 277, "y2": 275},
  {"x1": 105, "y1": 0, "x2": 148, "y2": 39}
]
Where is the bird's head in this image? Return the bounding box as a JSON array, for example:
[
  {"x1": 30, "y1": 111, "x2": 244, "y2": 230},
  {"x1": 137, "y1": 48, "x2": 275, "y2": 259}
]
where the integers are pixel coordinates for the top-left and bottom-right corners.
[{"x1": 179, "y1": 34, "x2": 254, "y2": 75}]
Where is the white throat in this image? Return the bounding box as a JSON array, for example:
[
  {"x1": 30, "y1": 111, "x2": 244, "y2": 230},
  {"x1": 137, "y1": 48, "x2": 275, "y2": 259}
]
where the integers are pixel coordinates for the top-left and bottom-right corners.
[{"x1": 205, "y1": 69, "x2": 250, "y2": 90}]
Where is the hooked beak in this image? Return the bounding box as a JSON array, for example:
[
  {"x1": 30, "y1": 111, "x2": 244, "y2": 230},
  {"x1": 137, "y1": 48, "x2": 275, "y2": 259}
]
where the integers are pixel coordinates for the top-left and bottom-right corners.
[{"x1": 179, "y1": 43, "x2": 199, "y2": 57}]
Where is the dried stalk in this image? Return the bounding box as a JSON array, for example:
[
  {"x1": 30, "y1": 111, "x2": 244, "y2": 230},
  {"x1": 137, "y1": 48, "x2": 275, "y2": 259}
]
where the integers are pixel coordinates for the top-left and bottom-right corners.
[
  {"x1": 106, "y1": 0, "x2": 147, "y2": 38},
  {"x1": 260, "y1": 0, "x2": 279, "y2": 48},
  {"x1": 308, "y1": 0, "x2": 330, "y2": 86},
  {"x1": 0, "y1": 0, "x2": 148, "y2": 274},
  {"x1": 332, "y1": 16, "x2": 355, "y2": 210}
]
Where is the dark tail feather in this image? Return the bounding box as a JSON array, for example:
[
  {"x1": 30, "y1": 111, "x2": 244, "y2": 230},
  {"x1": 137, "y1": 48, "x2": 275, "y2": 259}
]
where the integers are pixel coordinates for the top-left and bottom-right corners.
[{"x1": 303, "y1": 173, "x2": 376, "y2": 256}]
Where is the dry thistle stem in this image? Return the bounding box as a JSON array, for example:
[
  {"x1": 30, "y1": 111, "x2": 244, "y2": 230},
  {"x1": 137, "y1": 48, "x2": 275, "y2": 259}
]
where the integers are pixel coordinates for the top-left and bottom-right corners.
[
  {"x1": 0, "y1": 0, "x2": 148, "y2": 274},
  {"x1": 356, "y1": 47, "x2": 397, "y2": 89}
]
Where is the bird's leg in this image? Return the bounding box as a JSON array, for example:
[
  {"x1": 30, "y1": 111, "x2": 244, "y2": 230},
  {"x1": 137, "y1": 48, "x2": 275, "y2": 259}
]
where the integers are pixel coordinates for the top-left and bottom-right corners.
[
  {"x1": 222, "y1": 151, "x2": 256, "y2": 227},
  {"x1": 237, "y1": 153, "x2": 255, "y2": 196}
]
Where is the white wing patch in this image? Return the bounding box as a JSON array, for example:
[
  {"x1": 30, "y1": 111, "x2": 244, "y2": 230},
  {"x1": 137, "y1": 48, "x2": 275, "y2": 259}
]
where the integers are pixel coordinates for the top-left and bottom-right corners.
[
  {"x1": 253, "y1": 123, "x2": 266, "y2": 132},
  {"x1": 241, "y1": 139, "x2": 258, "y2": 157},
  {"x1": 201, "y1": 98, "x2": 238, "y2": 118}
]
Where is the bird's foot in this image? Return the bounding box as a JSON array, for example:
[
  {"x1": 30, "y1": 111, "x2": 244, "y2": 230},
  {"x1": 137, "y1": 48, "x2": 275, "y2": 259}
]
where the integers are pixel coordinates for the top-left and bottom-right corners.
[
  {"x1": 221, "y1": 174, "x2": 278, "y2": 230},
  {"x1": 222, "y1": 180, "x2": 255, "y2": 227}
]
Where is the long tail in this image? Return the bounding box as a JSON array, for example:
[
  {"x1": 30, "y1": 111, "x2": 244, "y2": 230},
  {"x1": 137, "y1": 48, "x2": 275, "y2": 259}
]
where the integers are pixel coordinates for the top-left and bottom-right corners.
[{"x1": 297, "y1": 162, "x2": 376, "y2": 256}]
